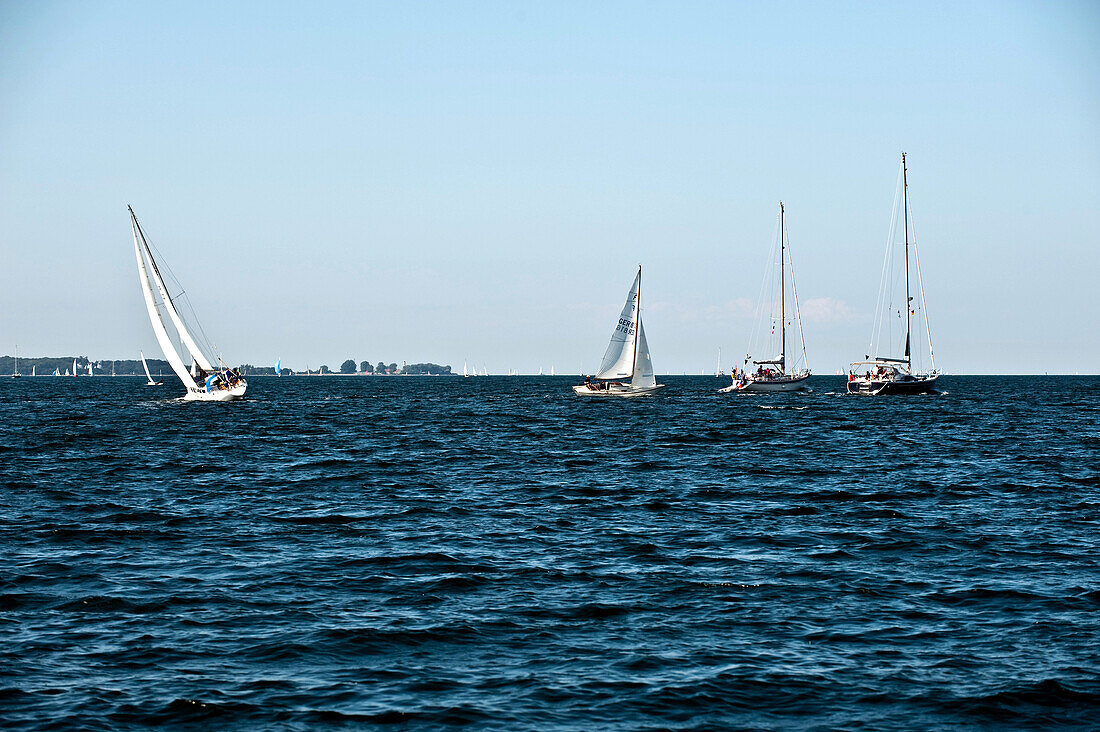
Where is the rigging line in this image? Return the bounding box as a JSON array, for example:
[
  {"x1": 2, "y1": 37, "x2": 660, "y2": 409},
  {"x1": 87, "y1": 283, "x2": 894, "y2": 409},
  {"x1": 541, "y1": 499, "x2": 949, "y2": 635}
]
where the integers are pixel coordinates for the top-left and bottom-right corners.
[
  {"x1": 907, "y1": 194, "x2": 936, "y2": 372},
  {"x1": 870, "y1": 163, "x2": 904, "y2": 358},
  {"x1": 784, "y1": 215, "x2": 809, "y2": 369},
  {"x1": 745, "y1": 212, "x2": 781, "y2": 364}
]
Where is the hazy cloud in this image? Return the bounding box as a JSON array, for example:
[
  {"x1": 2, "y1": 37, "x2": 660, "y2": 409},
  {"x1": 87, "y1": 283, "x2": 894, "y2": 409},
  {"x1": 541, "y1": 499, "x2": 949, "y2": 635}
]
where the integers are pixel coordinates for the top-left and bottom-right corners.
[{"x1": 799, "y1": 297, "x2": 856, "y2": 323}]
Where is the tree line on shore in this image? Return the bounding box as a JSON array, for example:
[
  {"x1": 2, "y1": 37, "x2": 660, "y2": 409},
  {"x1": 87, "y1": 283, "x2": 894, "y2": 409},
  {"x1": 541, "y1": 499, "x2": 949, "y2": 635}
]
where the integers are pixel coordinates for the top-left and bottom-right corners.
[
  {"x1": 3, "y1": 355, "x2": 453, "y2": 376},
  {"x1": 0, "y1": 356, "x2": 170, "y2": 375}
]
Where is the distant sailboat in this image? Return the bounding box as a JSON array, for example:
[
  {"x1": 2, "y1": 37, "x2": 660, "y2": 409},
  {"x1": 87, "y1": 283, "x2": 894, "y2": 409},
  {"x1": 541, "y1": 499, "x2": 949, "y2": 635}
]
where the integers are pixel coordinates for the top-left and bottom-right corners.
[
  {"x1": 275, "y1": 358, "x2": 282, "y2": 377},
  {"x1": 86, "y1": 362, "x2": 93, "y2": 376},
  {"x1": 463, "y1": 361, "x2": 470, "y2": 378},
  {"x1": 141, "y1": 351, "x2": 163, "y2": 386},
  {"x1": 53, "y1": 367, "x2": 60, "y2": 376},
  {"x1": 31, "y1": 365, "x2": 36, "y2": 377},
  {"x1": 722, "y1": 202, "x2": 811, "y2": 394},
  {"x1": 574, "y1": 266, "x2": 664, "y2": 397},
  {"x1": 11, "y1": 345, "x2": 20, "y2": 378},
  {"x1": 71, "y1": 358, "x2": 77, "y2": 377},
  {"x1": 130, "y1": 207, "x2": 247, "y2": 401},
  {"x1": 847, "y1": 154, "x2": 940, "y2": 395}
]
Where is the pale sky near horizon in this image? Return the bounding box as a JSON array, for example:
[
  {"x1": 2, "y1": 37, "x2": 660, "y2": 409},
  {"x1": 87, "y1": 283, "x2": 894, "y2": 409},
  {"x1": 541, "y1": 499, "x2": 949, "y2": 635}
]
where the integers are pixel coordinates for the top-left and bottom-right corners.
[{"x1": 2, "y1": 1, "x2": 1098, "y2": 374}]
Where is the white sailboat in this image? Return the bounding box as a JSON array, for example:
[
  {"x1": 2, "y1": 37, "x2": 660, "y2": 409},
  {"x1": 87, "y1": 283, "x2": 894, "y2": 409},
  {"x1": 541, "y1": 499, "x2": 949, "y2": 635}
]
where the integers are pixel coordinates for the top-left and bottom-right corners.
[
  {"x1": 53, "y1": 367, "x2": 60, "y2": 376},
  {"x1": 71, "y1": 358, "x2": 77, "y2": 377},
  {"x1": 130, "y1": 207, "x2": 247, "y2": 401},
  {"x1": 722, "y1": 202, "x2": 811, "y2": 394},
  {"x1": 848, "y1": 153, "x2": 940, "y2": 395},
  {"x1": 31, "y1": 365, "x2": 35, "y2": 377},
  {"x1": 11, "y1": 345, "x2": 20, "y2": 378},
  {"x1": 141, "y1": 351, "x2": 163, "y2": 386},
  {"x1": 463, "y1": 361, "x2": 470, "y2": 378},
  {"x1": 86, "y1": 362, "x2": 93, "y2": 376},
  {"x1": 574, "y1": 266, "x2": 664, "y2": 397}
]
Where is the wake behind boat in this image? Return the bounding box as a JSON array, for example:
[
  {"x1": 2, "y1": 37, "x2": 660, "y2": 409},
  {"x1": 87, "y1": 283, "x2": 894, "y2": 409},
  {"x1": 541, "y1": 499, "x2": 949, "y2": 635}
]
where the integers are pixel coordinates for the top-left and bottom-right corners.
[
  {"x1": 130, "y1": 207, "x2": 246, "y2": 401},
  {"x1": 722, "y1": 202, "x2": 810, "y2": 394},
  {"x1": 574, "y1": 266, "x2": 664, "y2": 397},
  {"x1": 848, "y1": 154, "x2": 940, "y2": 395}
]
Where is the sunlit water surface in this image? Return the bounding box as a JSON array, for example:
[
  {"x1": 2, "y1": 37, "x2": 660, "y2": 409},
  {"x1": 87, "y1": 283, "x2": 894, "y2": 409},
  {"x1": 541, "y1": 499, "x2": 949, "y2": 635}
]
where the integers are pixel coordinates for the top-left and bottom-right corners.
[{"x1": 2, "y1": 375, "x2": 1098, "y2": 729}]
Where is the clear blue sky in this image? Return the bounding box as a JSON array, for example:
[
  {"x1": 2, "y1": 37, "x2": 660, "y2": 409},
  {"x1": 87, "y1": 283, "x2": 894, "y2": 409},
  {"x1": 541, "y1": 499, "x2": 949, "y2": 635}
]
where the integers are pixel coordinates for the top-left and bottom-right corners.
[{"x1": 2, "y1": 1, "x2": 1097, "y2": 374}]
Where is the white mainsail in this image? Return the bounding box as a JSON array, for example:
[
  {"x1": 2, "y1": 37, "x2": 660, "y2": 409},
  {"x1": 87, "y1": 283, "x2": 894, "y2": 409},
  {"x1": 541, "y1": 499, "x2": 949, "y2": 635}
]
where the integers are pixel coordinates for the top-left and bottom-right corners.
[
  {"x1": 595, "y1": 269, "x2": 641, "y2": 380},
  {"x1": 86, "y1": 362, "x2": 93, "y2": 376},
  {"x1": 133, "y1": 216, "x2": 200, "y2": 391},
  {"x1": 632, "y1": 322, "x2": 656, "y2": 388},
  {"x1": 141, "y1": 351, "x2": 156, "y2": 384},
  {"x1": 133, "y1": 215, "x2": 215, "y2": 373}
]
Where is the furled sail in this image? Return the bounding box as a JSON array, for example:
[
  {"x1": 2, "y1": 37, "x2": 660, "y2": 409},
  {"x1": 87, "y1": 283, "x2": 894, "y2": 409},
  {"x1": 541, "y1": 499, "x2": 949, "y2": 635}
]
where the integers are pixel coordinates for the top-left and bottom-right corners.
[
  {"x1": 631, "y1": 321, "x2": 656, "y2": 389},
  {"x1": 131, "y1": 211, "x2": 214, "y2": 373},
  {"x1": 133, "y1": 217, "x2": 199, "y2": 391},
  {"x1": 595, "y1": 269, "x2": 640, "y2": 379}
]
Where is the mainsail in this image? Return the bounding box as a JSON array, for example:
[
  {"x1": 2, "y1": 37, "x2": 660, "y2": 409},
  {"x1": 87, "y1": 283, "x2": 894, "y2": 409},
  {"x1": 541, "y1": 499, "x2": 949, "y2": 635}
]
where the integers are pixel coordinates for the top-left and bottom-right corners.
[
  {"x1": 130, "y1": 210, "x2": 214, "y2": 373},
  {"x1": 133, "y1": 216, "x2": 199, "y2": 391},
  {"x1": 595, "y1": 269, "x2": 641, "y2": 380},
  {"x1": 141, "y1": 351, "x2": 154, "y2": 382}
]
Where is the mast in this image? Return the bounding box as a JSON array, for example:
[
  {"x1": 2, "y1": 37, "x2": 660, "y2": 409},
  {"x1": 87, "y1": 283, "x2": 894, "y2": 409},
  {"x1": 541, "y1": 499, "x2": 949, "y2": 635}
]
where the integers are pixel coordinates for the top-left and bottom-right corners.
[
  {"x1": 631, "y1": 265, "x2": 641, "y2": 378},
  {"x1": 902, "y1": 153, "x2": 911, "y2": 371},
  {"x1": 780, "y1": 202, "x2": 786, "y2": 373}
]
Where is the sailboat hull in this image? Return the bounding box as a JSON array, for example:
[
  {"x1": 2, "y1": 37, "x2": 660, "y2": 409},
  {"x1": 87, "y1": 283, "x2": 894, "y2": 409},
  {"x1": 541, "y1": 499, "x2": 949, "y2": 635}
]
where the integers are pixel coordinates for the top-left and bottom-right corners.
[
  {"x1": 572, "y1": 383, "x2": 664, "y2": 398},
  {"x1": 847, "y1": 375, "x2": 938, "y2": 395},
  {"x1": 182, "y1": 381, "x2": 248, "y2": 402},
  {"x1": 721, "y1": 373, "x2": 810, "y2": 393}
]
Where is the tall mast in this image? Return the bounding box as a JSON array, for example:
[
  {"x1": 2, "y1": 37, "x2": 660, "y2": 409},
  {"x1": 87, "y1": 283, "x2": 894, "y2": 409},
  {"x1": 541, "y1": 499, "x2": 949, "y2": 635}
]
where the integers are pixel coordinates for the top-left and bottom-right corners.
[
  {"x1": 902, "y1": 153, "x2": 911, "y2": 371},
  {"x1": 780, "y1": 202, "x2": 786, "y2": 372},
  {"x1": 631, "y1": 265, "x2": 641, "y2": 377}
]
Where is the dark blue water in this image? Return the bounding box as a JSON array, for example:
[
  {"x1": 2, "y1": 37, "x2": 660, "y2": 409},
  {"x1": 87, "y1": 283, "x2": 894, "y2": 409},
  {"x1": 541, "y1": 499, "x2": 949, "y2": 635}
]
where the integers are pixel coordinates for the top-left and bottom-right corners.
[{"x1": 2, "y1": 375, "x2": 1098, "y2": 730}]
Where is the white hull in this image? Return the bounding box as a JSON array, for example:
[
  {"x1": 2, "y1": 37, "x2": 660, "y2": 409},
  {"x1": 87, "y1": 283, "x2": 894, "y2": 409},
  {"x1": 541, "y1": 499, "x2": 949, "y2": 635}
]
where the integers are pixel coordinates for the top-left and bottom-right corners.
[
  {"x1": 720, "y1": 373, "x2": 810, "y2": 393},
  {"x1": 573, "y1": 383, "x2": 664, "y2": 398},
  {"x1": 182, "y1": 381, "x2": 248, "y2": 401}
]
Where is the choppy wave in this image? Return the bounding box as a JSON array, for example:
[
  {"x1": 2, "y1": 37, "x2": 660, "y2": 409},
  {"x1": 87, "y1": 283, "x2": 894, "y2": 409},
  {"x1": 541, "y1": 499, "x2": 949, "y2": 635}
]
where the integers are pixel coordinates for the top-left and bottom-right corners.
[{"x1": 1, "y1": 375, "x2": 1098, "y2": 729}]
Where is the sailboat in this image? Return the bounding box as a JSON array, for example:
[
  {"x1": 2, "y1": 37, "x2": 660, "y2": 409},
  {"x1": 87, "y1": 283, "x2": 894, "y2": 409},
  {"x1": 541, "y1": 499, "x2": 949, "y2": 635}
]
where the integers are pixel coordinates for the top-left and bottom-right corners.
[
  {"x1": 72, "y1": 358, "x2": 77, "y2": 377},
  {"x1": 848, "y1": 153, "x2": 940, "y2": 395},
  {"x1": 463, "y1": 361, "x2": 470, "y2": 378},
  {"x1": 275, "y1": 358, "x2": 282, "y2": 377},
  {"x1": 31, "y1": 365, "x2": 36, "y2": 377},
  {"x1": 130, "y1": 207, "x2": 247, "y2": 401},
  {"x1": 141, "y1": 351, "x2": 163, "y2": 386},
  {"x1": 722, "y1": 202, "x2": 811, "y2": 393},
  {"x1": 86, "y1": 362, "x2": 93, "y2": 376},
  {"x1": 11, "y1": 346, "x2": 19, "y2": 378},
  {"x1": 574, "y1": 266, "x2": 664, "y2": 397}
]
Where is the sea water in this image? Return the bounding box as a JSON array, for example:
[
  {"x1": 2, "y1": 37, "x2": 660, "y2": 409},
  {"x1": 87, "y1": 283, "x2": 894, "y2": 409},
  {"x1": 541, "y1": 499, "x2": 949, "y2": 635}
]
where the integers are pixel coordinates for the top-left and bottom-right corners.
[{"x1": 2, "y1": 376, "x2": 1098, "y2": 729}]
